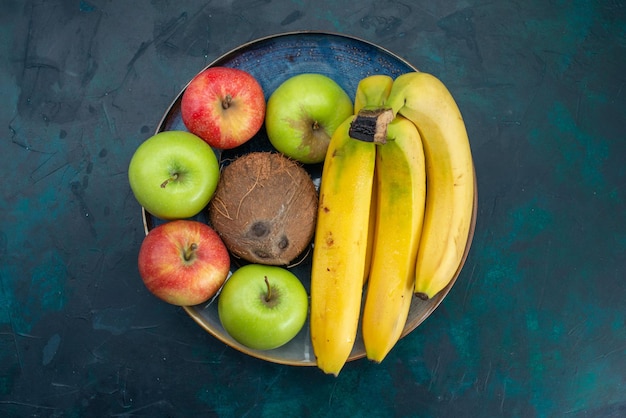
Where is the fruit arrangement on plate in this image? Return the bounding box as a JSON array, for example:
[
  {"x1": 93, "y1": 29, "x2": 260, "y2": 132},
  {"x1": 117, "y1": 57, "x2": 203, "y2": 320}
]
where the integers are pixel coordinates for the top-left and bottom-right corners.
[{"x1": 127, "y1": 32, "x2": 476, "y2": 375}]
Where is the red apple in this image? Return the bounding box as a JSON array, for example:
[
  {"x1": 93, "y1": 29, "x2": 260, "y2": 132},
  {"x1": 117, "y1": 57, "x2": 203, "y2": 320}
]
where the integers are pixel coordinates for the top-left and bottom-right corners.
[
  {"x1": 138, "y1": 220, "x2": 231, "y2": 306},
  {"x1": 181, "y1": 66, "x2": 266, "y2": 149}
]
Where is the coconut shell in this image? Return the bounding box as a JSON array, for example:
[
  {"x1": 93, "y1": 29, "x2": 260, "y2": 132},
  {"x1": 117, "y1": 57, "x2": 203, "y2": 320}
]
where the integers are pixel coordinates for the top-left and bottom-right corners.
[{"x1": 209, "y1": 152, "x2": 318, "y2": 266}]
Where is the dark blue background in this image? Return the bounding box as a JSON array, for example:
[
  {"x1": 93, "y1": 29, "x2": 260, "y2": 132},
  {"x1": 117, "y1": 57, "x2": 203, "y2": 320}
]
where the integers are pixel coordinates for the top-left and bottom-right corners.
[{"x1": 1, "y1": 1, "x2": 625, "y2": 417}]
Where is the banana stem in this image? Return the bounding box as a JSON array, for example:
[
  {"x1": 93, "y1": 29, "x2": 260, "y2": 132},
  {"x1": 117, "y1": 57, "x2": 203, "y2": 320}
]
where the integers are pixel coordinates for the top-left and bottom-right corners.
[{"x1": 349, "y1": 108, "x2": 394, "y2": 144}]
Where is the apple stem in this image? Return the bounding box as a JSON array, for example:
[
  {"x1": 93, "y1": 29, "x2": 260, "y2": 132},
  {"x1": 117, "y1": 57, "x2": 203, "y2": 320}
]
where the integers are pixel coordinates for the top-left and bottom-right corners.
[
  {"x1": 312, "y1": 120, "x2": 320, "y2": 131},
  {"x1": 184, "y1": 243, "x2": 198, "y2": 262},
  {"x1": 160, "y1": 172, "x2": 179, "y2": 188},
  {"x1": 222, "y1": 94, "x2": 233, "y2": 110},
  {"x1": 264, "y1": 276, "x2": 271, "y2": 302}
]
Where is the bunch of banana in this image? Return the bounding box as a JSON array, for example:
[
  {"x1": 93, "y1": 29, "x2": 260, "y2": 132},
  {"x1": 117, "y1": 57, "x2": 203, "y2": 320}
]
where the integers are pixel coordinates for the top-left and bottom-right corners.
[{"x1": 310, "y1": 71, "x2": 475, "y2": 374}]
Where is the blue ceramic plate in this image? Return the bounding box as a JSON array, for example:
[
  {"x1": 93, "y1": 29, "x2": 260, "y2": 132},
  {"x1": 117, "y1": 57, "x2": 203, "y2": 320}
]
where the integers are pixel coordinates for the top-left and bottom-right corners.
[{"x1": 143, "y1": 31, "x2": 477, "y2": 366}]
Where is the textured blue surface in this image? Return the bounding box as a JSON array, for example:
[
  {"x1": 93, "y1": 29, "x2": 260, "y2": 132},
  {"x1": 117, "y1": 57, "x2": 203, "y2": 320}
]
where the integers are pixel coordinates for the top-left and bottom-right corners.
[{"x1": 1, "y1": 1, "x2": 625, "y2": 417}]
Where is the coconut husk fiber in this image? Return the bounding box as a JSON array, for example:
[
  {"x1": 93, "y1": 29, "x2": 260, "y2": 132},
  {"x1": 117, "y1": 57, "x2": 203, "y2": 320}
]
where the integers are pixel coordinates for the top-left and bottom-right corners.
[{"x1": 209, "y1": 152, "x2": 318, "y2": 266}]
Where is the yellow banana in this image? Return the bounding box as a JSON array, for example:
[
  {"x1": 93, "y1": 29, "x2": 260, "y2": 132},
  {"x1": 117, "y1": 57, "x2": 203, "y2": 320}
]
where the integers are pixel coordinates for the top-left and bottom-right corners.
[
  {"x1": 386, "y1": 72, "x2": 475, "y2": 300},
  {"x1": 310, "y1": 116, "x2": 375, "y2": 376},
  {"x1": 362, "y1": 115, "x2": 426, "y2": 363}
]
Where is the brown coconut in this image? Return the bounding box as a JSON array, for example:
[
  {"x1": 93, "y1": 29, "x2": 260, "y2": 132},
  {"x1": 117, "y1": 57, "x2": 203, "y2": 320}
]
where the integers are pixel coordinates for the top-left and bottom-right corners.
[{"x1": 209, "y1": 152, "x2": 318, "y2": 266}]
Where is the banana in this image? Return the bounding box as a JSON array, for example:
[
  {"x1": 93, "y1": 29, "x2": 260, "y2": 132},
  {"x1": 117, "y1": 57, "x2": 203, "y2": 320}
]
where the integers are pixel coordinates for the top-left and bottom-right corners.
[
  {"x1": 309, "y1": 116, "x2": 375, "y2": 376},
  {"x1": 362, "y1": 115, "x2": 426, "y2": 363},
  {"x1": 385, "y1": 72, "x2": 475, "y2": 300}
]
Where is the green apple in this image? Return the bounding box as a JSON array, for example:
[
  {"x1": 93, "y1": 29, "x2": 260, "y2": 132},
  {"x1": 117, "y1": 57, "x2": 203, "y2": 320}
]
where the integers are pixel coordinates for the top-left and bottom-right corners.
[
  {"x1": 265, "y1": 73, "x2": 353, "y2": 164},
  {"x1": 128, "y1": 130, "x2": 220, "y2": 220},
  {"x1": 218, "y1": 264, "x2": 308, "y2": 350}
]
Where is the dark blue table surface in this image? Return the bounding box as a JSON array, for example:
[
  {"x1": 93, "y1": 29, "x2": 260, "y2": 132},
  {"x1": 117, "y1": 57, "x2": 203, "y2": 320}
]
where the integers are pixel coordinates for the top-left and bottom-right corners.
[{"x1": 1, "y1": 1, "x2": 625, "y2": 417}]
